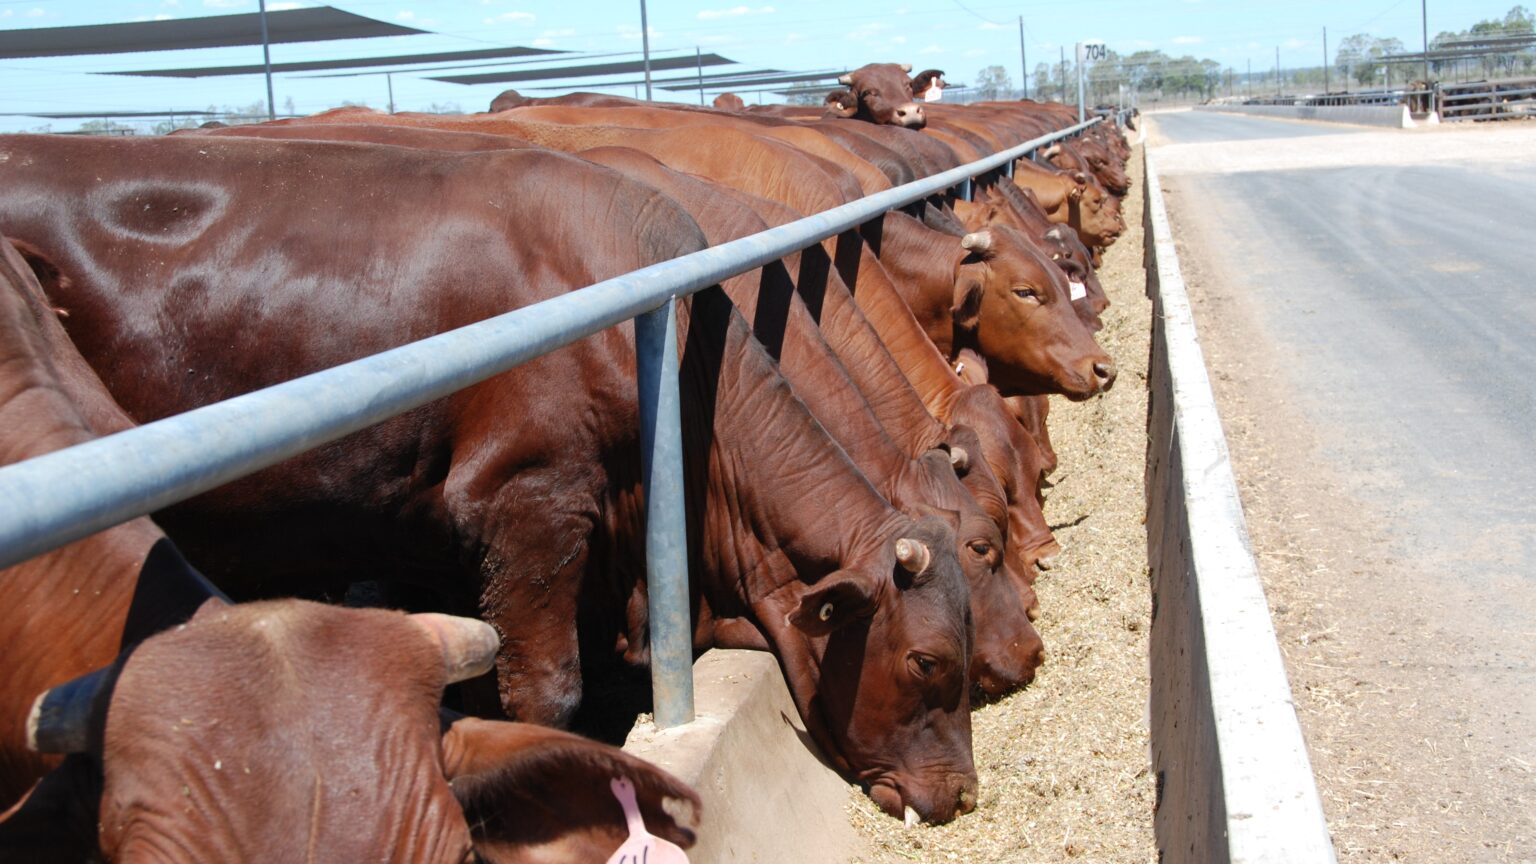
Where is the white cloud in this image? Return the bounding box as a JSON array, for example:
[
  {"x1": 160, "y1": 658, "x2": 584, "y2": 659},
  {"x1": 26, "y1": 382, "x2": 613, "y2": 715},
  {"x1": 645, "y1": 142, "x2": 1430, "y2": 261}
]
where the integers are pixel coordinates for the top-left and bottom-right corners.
[
  {"x1": 978, "y1": 22, "x2": 1006, "y2": 31},
  {"x1": 1283, "y1": 37, "x2": 1306, "y2": 49},
  {"x1": 396, "y1": 10, "x2": 415, "y2": 21},
  {"x1": 919, "y1": 44, "x2": 944, "y2": 55},
  {"x1": 532, "y1": 37, "x2": 553, "y2": 46},
  {"x1": 784, "y1": 31, "x2": 804, "y2": 44},
  {"x1": 965, "y1": 48, "x2": 986, "y2": 57},
  {"x1": 697, "y1": 5, "x2": 775, "y2": 20},
  {"x1": 1171, "y1": 35, "x2": 1203, "y2": 45},
  {"x1": 483, "y1": 11, "x2": 535, "y2": 25},
  {"x1": 203, "y1": 0, "x2": 246, "y2": 7},
  {"x1": 892, "y1": 35, "x2": 907, "y2": 45}
]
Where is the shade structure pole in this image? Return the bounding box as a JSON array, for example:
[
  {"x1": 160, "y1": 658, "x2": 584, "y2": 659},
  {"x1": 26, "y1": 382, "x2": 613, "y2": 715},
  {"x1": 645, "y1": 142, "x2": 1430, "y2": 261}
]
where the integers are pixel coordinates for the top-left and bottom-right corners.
[
  {"x1": 640, "y1": 0, "x2": 653, "y2": 101},
  {"x1": 258, "y1": 0, "x2": 275, "y2": 120}
]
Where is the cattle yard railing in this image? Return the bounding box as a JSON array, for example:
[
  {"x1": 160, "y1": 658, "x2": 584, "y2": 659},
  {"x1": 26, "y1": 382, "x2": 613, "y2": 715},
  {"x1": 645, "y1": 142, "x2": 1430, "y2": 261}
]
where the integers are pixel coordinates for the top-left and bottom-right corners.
[
  {"x1": 0, "y1": 115, "x2": 1104, "y2": 730},
  {"x1": 1438, "y1": 76, "x2": 1536, "y2": 120}
]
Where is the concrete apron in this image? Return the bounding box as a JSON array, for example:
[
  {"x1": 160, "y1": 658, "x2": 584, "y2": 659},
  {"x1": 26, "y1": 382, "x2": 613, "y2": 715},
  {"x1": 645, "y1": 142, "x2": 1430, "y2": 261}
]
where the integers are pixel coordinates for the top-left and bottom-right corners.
[
  {"x1": 1196, "y1": 102, "x2": 1423, "y2": 128},
  {"x1": 623, "y1": 649, "x2": 864, "y2": 863}
]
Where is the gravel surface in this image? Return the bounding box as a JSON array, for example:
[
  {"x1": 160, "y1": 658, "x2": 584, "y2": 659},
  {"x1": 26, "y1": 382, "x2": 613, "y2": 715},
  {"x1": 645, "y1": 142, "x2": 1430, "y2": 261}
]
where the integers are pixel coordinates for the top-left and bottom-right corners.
[{"x1": 847, "y1": 145, "x2": 1156, "y2": 864}]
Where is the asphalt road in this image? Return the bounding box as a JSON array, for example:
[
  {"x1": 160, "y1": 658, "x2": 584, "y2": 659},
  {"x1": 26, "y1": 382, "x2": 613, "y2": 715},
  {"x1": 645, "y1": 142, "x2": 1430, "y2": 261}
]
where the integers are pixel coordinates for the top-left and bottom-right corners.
[{"x1": 1151, "y1": 111, "x2": 1536, "y2": 859}]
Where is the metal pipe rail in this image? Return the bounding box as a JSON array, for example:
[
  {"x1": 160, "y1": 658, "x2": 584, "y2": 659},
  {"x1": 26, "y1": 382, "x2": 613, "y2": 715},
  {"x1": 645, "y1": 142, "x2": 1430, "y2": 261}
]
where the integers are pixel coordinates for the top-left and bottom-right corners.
[{"x1": 0, "y1": 115, "x2": 1104, "y2": 728}]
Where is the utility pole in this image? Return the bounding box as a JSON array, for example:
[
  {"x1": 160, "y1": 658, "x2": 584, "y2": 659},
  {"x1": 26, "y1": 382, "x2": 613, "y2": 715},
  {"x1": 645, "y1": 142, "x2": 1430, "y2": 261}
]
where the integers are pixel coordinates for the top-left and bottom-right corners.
[
  {"x1": 1076, "y1": 43, "x2": 1086, "y2": 122},
  {"x1": 258, "y1": 0, "x2": 275, "y2": 121},
  {"x1": 696, "y1": 46, "x2": 705, "y2": 105},
  {"x1": 385, "y1": 72, "x2": 395, "y2": 114},
  {"x1": 1019, "y1": 16, "x2": 1028, "y2": 100},
  {"x1": 639, "y1": 0, "x2": 653, "y2": 101},
  {"x1": 1275, "y1": 45, "x2": 1281, "y2": 97},
  {"x1": 1247, "y1": 58, "x2": 1252, "y2": 97},
  {"x1": 1421, "y1": 0, "x2": 1430, "y2": 84},
  {"x1": 1323, "y1": 27, "x2": 1330, "y2": 94}
]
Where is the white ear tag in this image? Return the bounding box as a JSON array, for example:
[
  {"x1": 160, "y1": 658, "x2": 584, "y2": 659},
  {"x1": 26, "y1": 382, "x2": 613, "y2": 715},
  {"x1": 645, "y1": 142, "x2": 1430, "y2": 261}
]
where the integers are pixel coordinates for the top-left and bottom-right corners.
[{"x1": 1069, "y1": 281, "x2": 1087, "y2": 301}]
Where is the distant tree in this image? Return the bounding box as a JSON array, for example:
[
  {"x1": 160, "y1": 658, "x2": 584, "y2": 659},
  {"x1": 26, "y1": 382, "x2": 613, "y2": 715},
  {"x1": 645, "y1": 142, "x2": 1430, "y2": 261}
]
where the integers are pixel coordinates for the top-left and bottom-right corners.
[
  {"x1": 425, "y1": 101, "x2": 464, "y2": 115},
  {"x1": 74, "y1": 118, "x2": 135, "y2": 136},
  {"x1": 786, "y1": 90, "x2": 827, "y2": 106},
  {"x1": 974, "y1": 65, "x2": 1012, "y2": 100},
  {"x1": 1032, "y1": 62, "x2": 1055, "y2": 100}
]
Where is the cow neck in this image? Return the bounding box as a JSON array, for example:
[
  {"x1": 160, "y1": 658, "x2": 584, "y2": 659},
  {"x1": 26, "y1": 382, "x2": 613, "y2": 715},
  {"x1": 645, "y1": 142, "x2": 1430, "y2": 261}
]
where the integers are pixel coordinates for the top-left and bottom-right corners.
[
  {"x1": 0, "y1": 263, "x2": 158, "y2": 806},
  {"x1": 678, "y1": 289, "x2": 899, "y2": 599},
  {"x1": 828, "y1": 232, "x2": 968, "y2": 421},
  {"x1": 861, "y1": 211, "x2": 966, "y2": 358},
  {"x1": 1010, "y1": 161, "x2": 1070, "y2": 217},
  {"x1": 576, "y1": 148, "x2": 913, "y2": 491},
  {"x1": 714, "y1": 192, "x2": 947, "y2": 459},
  {"x1": 807, "y1": 268, "x2": 949, "y2": 456}
]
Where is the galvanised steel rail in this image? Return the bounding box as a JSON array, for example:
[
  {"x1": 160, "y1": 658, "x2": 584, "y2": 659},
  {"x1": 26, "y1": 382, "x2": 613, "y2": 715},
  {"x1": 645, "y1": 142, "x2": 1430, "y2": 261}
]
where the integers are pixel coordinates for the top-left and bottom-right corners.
[{"x1": 0, "y1": 115, "x2": 1104, "y2": 728}]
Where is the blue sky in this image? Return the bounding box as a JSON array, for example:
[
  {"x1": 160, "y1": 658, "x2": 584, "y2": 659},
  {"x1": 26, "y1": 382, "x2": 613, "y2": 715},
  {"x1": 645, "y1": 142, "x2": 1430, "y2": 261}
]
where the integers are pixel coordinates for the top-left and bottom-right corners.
[{"x1": 0, "y1": 0, "x2": 1522, "y2": 130}]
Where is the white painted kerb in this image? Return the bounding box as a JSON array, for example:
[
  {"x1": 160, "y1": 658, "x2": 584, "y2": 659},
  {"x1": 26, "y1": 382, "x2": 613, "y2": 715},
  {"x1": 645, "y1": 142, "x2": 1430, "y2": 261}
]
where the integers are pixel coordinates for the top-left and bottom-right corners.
[{"x1": 1144, "y1": 150, "x2": 1337, "y2": 863}]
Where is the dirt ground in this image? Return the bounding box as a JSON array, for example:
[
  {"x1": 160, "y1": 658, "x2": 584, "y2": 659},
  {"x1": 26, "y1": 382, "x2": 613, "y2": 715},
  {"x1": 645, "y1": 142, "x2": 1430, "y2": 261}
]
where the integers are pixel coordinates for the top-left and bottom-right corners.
[
  {"x1": 1155, "y1": 121, "x2": 1536, "y2": 861},
  {"x1": 848, "y1": 143, "x2": 1157, "y2": 864}
]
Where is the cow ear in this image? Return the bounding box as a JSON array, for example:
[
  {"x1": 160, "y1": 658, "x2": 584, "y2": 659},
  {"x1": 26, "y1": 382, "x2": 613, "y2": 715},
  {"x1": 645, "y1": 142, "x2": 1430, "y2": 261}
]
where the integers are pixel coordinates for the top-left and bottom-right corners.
[
  {"x1": 789, "y1": 570, "x2": 883, "y2": 636},
  {"x1": 441, "y1": 716, "x2": 701, "y2": 860},
  {"x1": 825, "y1": 89, "x2": 857, "y2": 119},
  {"x1": 952, "y1": 271, "x2": 984, "y2": 335},
  {"x1": 837, "y1": 73, "x2": 854, "y2": 85}
]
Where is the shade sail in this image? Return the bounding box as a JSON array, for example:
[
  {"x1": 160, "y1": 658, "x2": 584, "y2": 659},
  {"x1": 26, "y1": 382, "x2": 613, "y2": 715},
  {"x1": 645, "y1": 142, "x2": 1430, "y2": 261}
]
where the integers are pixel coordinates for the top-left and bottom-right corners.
[
  {"x1": 0, "y1": 7, "x2": 426, "y2": 59},
  {"x1": 431, "y1": 53, "x2": 737, "y2": 85},
  {"x1": 105, "y1": 45, "x2": 567, "y2": 78}
]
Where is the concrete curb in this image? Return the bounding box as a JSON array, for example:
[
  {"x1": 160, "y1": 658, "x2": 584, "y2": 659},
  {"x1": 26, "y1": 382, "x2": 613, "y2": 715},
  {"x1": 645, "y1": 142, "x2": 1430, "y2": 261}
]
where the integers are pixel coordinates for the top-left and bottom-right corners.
[
  {"x1": 623, "y1": 649, "x2": 863, "y2": 863},
  {"x1": 1142, "y1": 150, "x2": 1338, "y2": 863},
  {"x1": 1196, "y1": 102, "x2": 1415, "y2": 128}
]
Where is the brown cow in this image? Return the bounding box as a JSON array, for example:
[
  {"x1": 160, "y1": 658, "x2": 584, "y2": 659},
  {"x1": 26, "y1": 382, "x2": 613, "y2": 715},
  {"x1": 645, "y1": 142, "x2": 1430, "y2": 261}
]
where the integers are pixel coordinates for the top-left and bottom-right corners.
[
  {"x1": 0, "y1": 134, "x2": 980, "y2": 824},
  {"x1": 0, "y1": 240, "x2": 700, "y2": 861},
  {"x1": 713, "y1": 92, "x2": 746, "y2": 111}
]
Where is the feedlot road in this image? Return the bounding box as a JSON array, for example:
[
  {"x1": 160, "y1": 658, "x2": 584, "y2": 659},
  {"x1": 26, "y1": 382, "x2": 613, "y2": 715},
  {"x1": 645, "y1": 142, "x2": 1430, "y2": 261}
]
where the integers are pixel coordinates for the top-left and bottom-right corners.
[{"x1": 1149, "y1": 111, "x2": 1536, "y2": 862}]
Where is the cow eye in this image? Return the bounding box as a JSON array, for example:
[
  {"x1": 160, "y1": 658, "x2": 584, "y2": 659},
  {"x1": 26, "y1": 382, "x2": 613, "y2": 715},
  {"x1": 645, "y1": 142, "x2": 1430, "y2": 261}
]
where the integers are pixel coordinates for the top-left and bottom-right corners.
[
  {"x1": 909, "y1": 654, "x2": 938, "y2": 679},
  {"x1": 1012, "y1": 286, "x2": 1041, "y2": 302},
  {"x1": 967, "y1": 540, "x2": 991, "y2": 557}
]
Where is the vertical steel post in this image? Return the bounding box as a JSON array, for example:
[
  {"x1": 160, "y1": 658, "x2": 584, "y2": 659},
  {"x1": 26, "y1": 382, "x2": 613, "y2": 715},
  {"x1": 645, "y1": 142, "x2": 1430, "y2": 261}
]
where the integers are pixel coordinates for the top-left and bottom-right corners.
[
  {"x1": 1059, "y1": 46, "x2": 1066, "y2": 103},
  {"x1": 958, "y1": 177, "x2": 973, "y2": 201},
  {"x1": 640, "y1": 0, "x2": 654, "y2": 101},
  {"x1": 1276, "y1": 46, "x2": 1281, "y2": 97},
  {"x1": 696, "y1": 46, "x2": 705, "y2": 105},
  {"x1": 635, "y1": 300, "x2": 694, "y2": 729},
  {"x1": 386, "y1": 72, "x2": 395, "y2": 114},
  {"x1": 1019, "y1": 16, "x2": 1028, "y2": 100},
  {"x1": 1076, "y1": 43, "x2": 1086, "y2": 123},
  {"x1": 1324, "y1": 28, "x2": 1330, "y2": 94},
  {"x1": 258, "y1": 0, "x2": 276, "y2": 121}
]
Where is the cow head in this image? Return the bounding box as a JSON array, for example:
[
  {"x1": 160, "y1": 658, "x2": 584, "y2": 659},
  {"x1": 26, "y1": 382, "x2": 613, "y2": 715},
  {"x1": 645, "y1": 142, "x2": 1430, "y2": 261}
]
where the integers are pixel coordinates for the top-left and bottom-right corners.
[
  {"x1": 1068, "y1": 173, "x2": 1125, "y2": 249},
  {"x1": 1041, "y1": 224, "x2": 1109, "y2": 329},
  {"x1": 753, "y1": 515, "x2": 977, "y2": 824},
  {"x1": 13, "y1": 600, "x2": 698, "y2": 862},
  {"x1": 712, "y1": 92, "x2": 747, "y2": 111},
  {"x1": 836, "y1": 63, "x2": 927, "y2": 128},
  {"x1": 900, "y1": 451, "x2": 1043, "y2": 698},
  {"x1": 951, "y1": 226, "x2": 1116, "y2": 400}
]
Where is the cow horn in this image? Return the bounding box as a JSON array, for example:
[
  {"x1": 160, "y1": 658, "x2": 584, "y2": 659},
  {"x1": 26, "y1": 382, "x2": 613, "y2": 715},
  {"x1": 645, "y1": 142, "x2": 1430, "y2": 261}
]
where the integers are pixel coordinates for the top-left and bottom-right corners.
[
  {"x1": 1042, "y1": 143, "x2": 1062, "y2": 159},
  {"x1": 960, "y1": 231, "x2": 993, "y2": 254},
  {"x1": 899, "y1": 63, "x2": 913, "y2": 73},
  {"x1": 948, "y1": 447, "x2": 969, "y2": 471},
  {"x1": 411, "y1": 613, "x2": 500, "y2": 684},
  {"x1": 894, "y1": 538, "x2": 931, "y2": 574},
  {"x1": 26, "y1": 665, "x2": 116, "y2": 754},
  {"x1": 838, "y1": 73, "x2": 853, "y2": 85}
]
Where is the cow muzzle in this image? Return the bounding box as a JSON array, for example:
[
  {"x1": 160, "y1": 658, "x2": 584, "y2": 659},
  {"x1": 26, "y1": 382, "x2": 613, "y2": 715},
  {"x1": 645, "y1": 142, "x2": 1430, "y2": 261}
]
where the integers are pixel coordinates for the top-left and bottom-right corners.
[
  {"x1": 894, "y1": 103, "x2": 927, "y2": 128},
  {"x1": 870, "y1": 771, "x2": 979, "y2": 824}
]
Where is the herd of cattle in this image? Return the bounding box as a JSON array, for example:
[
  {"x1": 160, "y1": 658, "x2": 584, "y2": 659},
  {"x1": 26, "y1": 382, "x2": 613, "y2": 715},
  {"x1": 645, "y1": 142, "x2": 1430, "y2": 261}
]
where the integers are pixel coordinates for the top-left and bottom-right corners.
[{"x1": 0, "y1": 62, "x2": 1133, "y2": 861}]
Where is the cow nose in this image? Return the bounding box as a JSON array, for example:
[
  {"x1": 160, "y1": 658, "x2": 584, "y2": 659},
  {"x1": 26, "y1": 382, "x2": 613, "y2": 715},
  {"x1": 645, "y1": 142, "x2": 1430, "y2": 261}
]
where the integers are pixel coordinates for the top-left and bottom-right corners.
[
  {"x1": 896, "y1": 103, "x2": 926, "y2": 128},
  {"x1": 1093, "y1": 359, "x2": 1117, "y2": 391},
  {"x1": 956, "y1": 775, "x2": 979, "y2": 815}
]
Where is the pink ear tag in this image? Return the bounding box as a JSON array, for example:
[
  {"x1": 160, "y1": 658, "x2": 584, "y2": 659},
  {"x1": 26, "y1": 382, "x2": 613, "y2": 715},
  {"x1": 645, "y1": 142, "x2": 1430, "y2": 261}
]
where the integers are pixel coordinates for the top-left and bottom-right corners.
[{"x1": 604, "y1": 776, "x2": 691, "y2": 864}]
